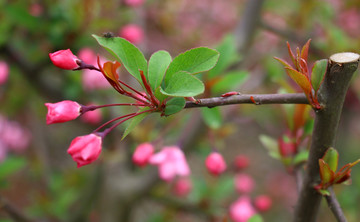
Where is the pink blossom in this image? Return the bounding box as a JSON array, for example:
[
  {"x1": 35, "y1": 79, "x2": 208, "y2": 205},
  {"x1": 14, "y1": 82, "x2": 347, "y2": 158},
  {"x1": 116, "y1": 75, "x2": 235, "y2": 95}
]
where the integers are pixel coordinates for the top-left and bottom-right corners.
[
  {"x1": 172, "y1": 177, "x2": 192, "y2": 197},
  {"x1": 234, "y1": 173, "x2": 255, "y2": 194},
  {"x1": 254, "y1": 195, "x2": 272, "y2": 212},
  {"x1": 125, "y1": 0, "x2": 145, "y2": 7},
  {"x1": 78, "y1": 48, "x2": 110, "y2": 90},
  {"x1": 149, "y1": 146, "x2": 190, "y2": 182},
  {"x1": 132, "y1": 143, "x2": 154, "y2": 167},
  {"x1": 45, "y1": 100, "x2": 81, "y2": 124},
  {"x1": 29, "y1": 3, "x2": 43, "y2": 17},
  {"x1": 49, "y1": 49, "x2": 80, "y2": 70},
  {"x1": 67, "y1": 133, "x2": 102, "y2": 167},
  {"x1": 0, "y1": 61, "x2": 9, "y2": 85},
  {"x1": 119, "y1": 24, "x2": 144, "y2": 44},
  {"x1": 229, "y1": 196, "x2": 256, "y2": 222},
  {"x1": 234, "y1": 155, "x2": 250, "y2": 170},
  {"x1": 80, "y1": 106, "x2": 102, "y2": 125},
  {"x1": 1, "y1": 121, "x2": 31, "y2": 152},
  {"x1": 205, "y1": 152, "x2": 227, "y2": 176}
]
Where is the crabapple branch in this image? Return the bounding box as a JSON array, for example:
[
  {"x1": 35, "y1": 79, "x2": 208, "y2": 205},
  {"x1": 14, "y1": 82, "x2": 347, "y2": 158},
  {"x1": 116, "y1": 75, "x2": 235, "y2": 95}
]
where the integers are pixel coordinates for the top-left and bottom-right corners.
[
  {"x1": 294, "y1": 52, "x2": 360, "y2": 222},
  {"x1": 184, "y1": 93, "x2": 308, "y2": 108}
]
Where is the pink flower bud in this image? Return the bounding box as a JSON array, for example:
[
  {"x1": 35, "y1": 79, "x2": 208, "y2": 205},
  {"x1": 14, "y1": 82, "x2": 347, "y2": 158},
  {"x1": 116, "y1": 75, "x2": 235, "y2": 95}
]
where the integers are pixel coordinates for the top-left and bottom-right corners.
[
  {"x1": 1, "y1": 121, "x2": 31, "y2": 152},
  {"x1": 132, "y1": 143, "x2": 154, "y2": 167},
  {"x1": 119, "y1": 24, "x2": 144, "y2": 44},
  {"x1": 234, "y1": 173, "x2": 255, "y2": 193},
  {"x1": 45, "y1": 100, "x2": 81, "y2": 124},
  {"x1": 254, "y1": 195, "x2": 272, "y2": 212},
  {"x1": 172, "y1": 177, "x2": 192, "y2": 197},
  {"x1": 125, "y1": 0, "x2": 145, "y2": 7},
  {"x1": 205, "y1": 152, "x2": 227, "y2": 176},
  {"x1": 229, "y1": 196, "x2": 256, "y2": 222},
  {"x1": 67, "y1": 133, "x2": 102, "y2": 167},
  {"x1": 149, "y1": 146, "x2": 190, "y2": 182},
  {"x1": 0, "y1": 61, "x2": 9, "y2": 85},
  {"x1": 234, "y1": 155, "x2": 250, "y2": 170},
  {"x1": 49, "y1": 49, "x2": 80, "y2": 70}
]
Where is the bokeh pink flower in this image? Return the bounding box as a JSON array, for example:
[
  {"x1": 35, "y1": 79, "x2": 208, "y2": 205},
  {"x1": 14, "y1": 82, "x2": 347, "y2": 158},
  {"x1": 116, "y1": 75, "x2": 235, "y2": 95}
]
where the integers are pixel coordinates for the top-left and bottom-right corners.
[
  {"x1": 119, "y1": 24, "x2": 144, "y2": 44},
  {"x1": 132, "y1": 142, "x2": 154, "y2": 167},
  {"x1": 124, "y1": 0, "x2": 145, "y2": 7},
  {"x1": 78, "y1": 48, "x2": 110, "y2": 91},
  {"x1": 149, "y1": 146, "x2": 190, "y2": 182},
  {"x1": 205, "y1": 152, "x2": 227, "y2": 176},
  {"x1": 234, "y1": 173, "x2": 255, "y2": 193},
  {"x1": 172, "y1": 177, "x2": 192, "y2": 197},
  {"x1": 254, "y1": 195, "x2": 272, "y2": 212},
  {"x1": 0, "y1": 61, "x2": 9, "y2": 85},
  {"x1": 229, "y1": 196, "x2": 256, "y2": 222}
]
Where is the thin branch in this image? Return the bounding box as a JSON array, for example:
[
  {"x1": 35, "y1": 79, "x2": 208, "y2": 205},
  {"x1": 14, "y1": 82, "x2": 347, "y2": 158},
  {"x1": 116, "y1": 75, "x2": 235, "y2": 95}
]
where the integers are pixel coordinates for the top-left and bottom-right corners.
[
  {"x1": 0, "y1": 195, "x2": 33, "y2": 222},
  {"x1": 325, "y1": 187, "x2": 348, "y2": 222},
  {"x1": 184, "y1": 93, "x2": 308, "y2": 109},
  {"x1": 293, "y1": 53, "x2": 360, "y2": 222}
]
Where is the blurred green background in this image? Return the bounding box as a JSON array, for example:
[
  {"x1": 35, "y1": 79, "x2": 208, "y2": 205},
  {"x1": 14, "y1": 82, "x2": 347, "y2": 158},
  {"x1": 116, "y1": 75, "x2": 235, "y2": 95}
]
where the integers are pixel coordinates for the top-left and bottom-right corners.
[{"x1": 0, "y1": 0, "x2": 360, "y2": 221}]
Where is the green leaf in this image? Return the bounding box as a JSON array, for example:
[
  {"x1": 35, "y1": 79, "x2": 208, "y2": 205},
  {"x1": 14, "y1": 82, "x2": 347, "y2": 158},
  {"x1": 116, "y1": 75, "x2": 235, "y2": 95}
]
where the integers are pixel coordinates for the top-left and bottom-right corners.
[
  {"x1": 318, "y1": 189, "x2": 331, "y2": 196},
  {"x1": 248, "y1": 214, "x2": 264, "y2": 222},
  {"x1": 165, "y1": 47, "x2": 220, "y2": 84},
  {"x1": 201, "y1": 107, "x2": 223, "y2": 129},
  {"x1": 161, "y1": 71, "x2": 205, "y2": 97},
  {"x1": 319, "y1": 159, "x2": 335, "y2": 185},
  {"x1": 322, "y1": 147, "x2": 339, "y2": 172},
  {"x1": 211, "y1": 71, "x2": 249, "y2": 94},
  {"x1": 311, "y1": 59, "x2": 327, "y2": 92},
  {"x1": 148, "y1": 50, "x2": 172, "y2": 91},
  {"x1": 164, "y1": 97, "x2": 185, "y2": 116},
  {"x1": 0, "y1": 156, "x2": 26, "y2": 181},
  {"x1": 259, "y1": 135, "x2": 280, "y2": 159},
  {"x1": 122, "y1": 108, "x2": 151, "y2": 139},
  {"x1": 293, "y1": 150, "x2": 309, "y2": 165},
  {"x1": 208, "y1": 35, "x2": 240, "y2": 78},
  {"x1": 93, "y1": 35, "x2": 147, "y2": 84}
]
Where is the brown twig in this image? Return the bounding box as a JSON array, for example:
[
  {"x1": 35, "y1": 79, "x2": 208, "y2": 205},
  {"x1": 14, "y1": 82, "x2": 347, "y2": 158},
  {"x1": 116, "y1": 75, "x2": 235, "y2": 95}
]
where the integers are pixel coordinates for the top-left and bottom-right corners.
[
  {"x1": 293, "y1": 52, "x2": 360, "y2": 222},
  {"x1": 184, "y1": 93, "x2": 308, "y2": 108},
  {"x1": 325, "y1": 187, "x2": 348, "y2": 222},
  {"x1": 0, "y1": 195, "x2": 33, "y2": 222}
]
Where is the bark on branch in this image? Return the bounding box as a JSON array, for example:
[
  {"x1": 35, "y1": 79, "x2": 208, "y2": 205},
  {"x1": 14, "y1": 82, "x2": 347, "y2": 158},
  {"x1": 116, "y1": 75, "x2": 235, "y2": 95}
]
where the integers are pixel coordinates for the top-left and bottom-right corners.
[
  {"x1": 293, "y1": 52, "x2": 360, "y2": 222},
  {"x1": 184, "y1": 93, "x2": 308, "y2": 108}
]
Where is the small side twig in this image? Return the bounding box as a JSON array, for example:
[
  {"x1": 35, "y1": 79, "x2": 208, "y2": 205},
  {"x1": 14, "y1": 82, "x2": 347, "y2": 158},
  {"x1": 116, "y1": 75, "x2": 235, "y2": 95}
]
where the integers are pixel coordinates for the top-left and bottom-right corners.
[
  {"x1": 325, "y1": 187, "x2": 347, "y2": 222},
  {"x1": 0, "y1": 195, "x2": 33, "y2": 222},
  {"x1": 184, "y1": 93, "x2": 308, "y2": 109}
]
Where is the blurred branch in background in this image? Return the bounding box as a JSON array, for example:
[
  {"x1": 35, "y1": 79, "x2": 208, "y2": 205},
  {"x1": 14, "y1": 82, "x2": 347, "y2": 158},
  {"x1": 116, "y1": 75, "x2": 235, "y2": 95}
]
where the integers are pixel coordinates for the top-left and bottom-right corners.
[{"x1": 0, "y1": 195, "x2": 33, "y2": 222}]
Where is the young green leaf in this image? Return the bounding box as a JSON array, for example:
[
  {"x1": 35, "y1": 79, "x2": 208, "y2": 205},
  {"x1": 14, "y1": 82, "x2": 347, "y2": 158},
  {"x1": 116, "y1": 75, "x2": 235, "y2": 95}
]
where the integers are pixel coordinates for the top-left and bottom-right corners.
[
  {"x1": 201, "y1": 107, "x2": 223, "y2": 129},
  {"x1": 293, "y1": 150, "x2": 309, "y2": 165},
  {"x1": 161, "y1": 71, "x2": 204, "y2": 97},
  {"x1": 322, "y1": 147, "x2": 339, "y2": 172},
  {"x1": 248, "y1": 214, "x2": 264, "y2": 222},
  {"x1": 93, "y1": 35, "x2": 147, "y2": 84},
  {"x1": 122, "y1": 108, "x2": 151, "y2": 140},
  {"x1": 163, "y1": 97, "x2": 186, "y2": 116},
  {"x1": 148, "y1": 50, "x2": 172, "y2": 91},
  {"x1": 208, "y1": 35, "x2": 240, "y2": 78},
  {"x1": 211, "y1": 70, "x2": 248, "y2": 94},
  {"x1": 311, "y1": 59, "x2": 327, "y2": 92},
  {"x1": 319, "y1": 159, "x2": 335, "y2": 185},
  {"x1": 259, "y1": 135, "x2": 281, "y2": 159},
  {"x1": 165, "y1": 47, "x2": 220, "y2": 84}
]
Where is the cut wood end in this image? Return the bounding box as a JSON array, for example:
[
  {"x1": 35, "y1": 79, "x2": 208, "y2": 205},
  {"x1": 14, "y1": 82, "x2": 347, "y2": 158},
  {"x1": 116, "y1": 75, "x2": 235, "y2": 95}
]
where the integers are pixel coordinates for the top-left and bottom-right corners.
[{"x1": 330, "y1": 52, "x2": 360, "y2": 63}]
